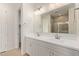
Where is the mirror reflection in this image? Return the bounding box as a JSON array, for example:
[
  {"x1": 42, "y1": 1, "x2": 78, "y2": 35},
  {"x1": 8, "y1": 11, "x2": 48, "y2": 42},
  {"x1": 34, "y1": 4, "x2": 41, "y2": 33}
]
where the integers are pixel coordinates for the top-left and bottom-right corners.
[{"x1": 41, "y1": 4, "x2": 76, "y2": 34}]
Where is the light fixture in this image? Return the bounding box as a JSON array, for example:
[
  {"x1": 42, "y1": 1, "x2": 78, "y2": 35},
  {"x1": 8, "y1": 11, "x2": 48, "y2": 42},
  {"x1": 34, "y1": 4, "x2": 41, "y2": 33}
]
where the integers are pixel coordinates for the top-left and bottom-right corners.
[
  {"x1": 34, "y1": 9, "x2": 41, "y2": 15},
  {"x1": 34, "y1": 3, "x2": 68, "y2": 15},
  {"x1": 34, "y1": 6, "x2": 46, "y2": 15}
]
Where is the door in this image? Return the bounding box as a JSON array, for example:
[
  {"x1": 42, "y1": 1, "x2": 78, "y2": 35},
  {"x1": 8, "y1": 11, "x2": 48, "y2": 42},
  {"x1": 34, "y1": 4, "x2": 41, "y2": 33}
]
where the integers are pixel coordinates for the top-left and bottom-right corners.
[
  {"x1": 0, "y1": 4, "x2": 20, "y2": 52},
  {"x1": 0, "y1": 24, "x2": 7, "y2": 52},
  {"x1": 0, "y1": 14, "x2": 8, "y2": 52}
]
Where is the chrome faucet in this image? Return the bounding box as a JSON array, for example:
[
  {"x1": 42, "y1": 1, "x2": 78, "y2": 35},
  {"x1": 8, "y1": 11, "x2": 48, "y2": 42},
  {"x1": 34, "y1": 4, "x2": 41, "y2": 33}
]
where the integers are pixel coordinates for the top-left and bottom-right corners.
[
  {"x1": 36, "y1": 32, "x2": 40, "y2": 37},
  {"x1": 55, "y1": 33, "x2": 60, "y2": 39}
]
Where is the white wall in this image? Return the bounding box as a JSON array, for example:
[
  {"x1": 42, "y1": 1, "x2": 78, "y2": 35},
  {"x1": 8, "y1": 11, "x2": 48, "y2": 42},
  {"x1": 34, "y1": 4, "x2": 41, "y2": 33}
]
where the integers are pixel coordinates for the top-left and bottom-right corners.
[
  {"x1": 0, "y1": 3, "x2": 20, "y2": 52},
  {"x1": 21, "y1": 4, "x2": 43, "y2": 54},
  {"x1": 21, "y1": 4, "x2": 34, "y2": 54},
  {"x1": 22, "y1": 4, "x2": 34, "y2": 34},
  {"x1": 22, "y1": 4, "x2": 43, "y2": 34}
]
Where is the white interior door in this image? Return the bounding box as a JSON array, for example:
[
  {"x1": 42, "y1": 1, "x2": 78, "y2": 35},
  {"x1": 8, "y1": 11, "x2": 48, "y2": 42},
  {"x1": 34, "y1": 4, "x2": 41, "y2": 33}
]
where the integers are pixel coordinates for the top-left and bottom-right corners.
[
  {"x1": 0, "y1": 16, "x2": 8, "y2": 52},
  {"x1": 0, "y1": 4, "x2": 20, "y2": 52}
]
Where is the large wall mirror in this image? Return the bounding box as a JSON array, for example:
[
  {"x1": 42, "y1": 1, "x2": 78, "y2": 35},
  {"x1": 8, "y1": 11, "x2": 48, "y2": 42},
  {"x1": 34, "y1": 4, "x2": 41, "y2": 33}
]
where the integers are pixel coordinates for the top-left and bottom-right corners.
[{"x1": 41, "y1": 4, "x2": 76, "y2": 34}]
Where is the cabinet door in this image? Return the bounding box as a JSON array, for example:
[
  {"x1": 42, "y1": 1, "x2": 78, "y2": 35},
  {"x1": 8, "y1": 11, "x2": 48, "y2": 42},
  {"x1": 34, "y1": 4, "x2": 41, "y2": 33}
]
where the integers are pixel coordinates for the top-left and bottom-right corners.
[
  {"x1": 38, "y1": 46, "x2": 50, "y2": 56},
  {"x1": 25, "y1": 37, "x2": 39, "y2": 56},
  {"x1": 30, "y1": 39, "x2": 39, "y2": 56},
  {"x1": 30, "y1": 43, "x2": 39, "y2": 56},
  {"x1": 50, "y1": 49, "x2": 54, "y2": 56},
  {"x1": 31, "y1": 39, "x2": 50, "y2": 56}
]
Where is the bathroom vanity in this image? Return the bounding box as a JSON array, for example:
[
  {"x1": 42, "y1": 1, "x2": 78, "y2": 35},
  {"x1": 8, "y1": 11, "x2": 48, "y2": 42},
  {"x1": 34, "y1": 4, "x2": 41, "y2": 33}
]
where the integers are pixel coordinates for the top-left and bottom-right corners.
[
  {"x1": 23, "y1": 34, "x2": 79, "y2": 56},
  {"x1": 21, "y1": 3, "x2": 79, "y2": 56}
]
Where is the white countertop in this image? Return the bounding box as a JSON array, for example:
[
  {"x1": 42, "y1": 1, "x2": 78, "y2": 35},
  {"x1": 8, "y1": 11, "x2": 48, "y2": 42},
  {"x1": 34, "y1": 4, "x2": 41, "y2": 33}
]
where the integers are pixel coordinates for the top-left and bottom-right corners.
[{"x1": 25, "y1": 34, "x2": 79, "y2": 51}]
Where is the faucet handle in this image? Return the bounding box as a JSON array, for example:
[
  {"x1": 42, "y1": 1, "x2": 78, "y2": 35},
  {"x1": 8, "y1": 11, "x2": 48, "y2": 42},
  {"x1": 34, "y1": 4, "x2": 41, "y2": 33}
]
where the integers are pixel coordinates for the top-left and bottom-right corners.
[
  {"x1": 36, "y1": 32, "x2": 40, "y2": 37},
  {"x1": 55, "y1": 34, "x2": 60, "y2": 39}
]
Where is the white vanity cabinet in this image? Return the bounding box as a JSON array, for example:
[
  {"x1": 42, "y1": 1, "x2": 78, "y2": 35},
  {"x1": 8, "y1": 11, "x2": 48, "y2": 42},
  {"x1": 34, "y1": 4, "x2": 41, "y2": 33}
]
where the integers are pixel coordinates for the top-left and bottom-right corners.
[
  {"x1": 25, "y1": 37, "x2": 79, "y2": 56},
  {"x1": 25, "y1": 37, "x2": 50, "y2": 56}
]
